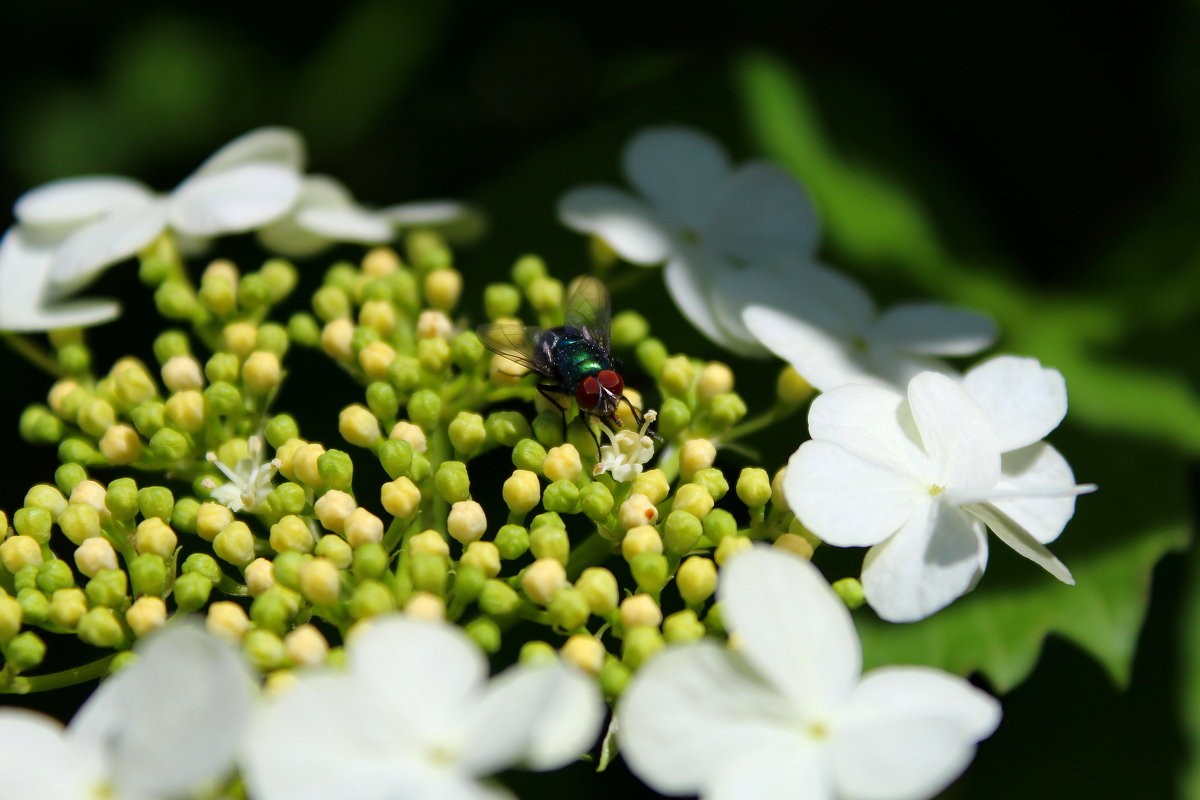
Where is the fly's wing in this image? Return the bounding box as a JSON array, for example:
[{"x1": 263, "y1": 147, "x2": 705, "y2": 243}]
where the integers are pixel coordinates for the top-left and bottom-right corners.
[
  {"x1": 476, "y1": 322, "x2": 553, "y2": 378},
  {"x1": 564, "y1": 276, "x2": 612, "y2": 350}
]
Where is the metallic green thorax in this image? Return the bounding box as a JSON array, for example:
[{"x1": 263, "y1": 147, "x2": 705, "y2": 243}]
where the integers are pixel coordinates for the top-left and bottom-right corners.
[{"x1": 545, "y1": 328, "x2": 613, "y2": 391}]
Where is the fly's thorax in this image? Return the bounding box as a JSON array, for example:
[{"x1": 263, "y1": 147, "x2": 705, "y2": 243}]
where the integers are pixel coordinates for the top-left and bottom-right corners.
[{"x1": 545, "y1": 327, "x2": 614, "y2": 391}]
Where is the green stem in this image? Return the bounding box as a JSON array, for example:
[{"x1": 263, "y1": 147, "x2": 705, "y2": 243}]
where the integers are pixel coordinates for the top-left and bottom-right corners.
[
  {"x1": 567, "y1": 530, "x2": 616, "y2": 580},
  {"x1": 1, "y1": 332, "x2": 66, "y2": 377},
  {"x1": 1, "y1": 655, "x2": 117, "y2": 694},
  {"x1": 721, "y1": 402, "x2": 800, "y2": 443}
]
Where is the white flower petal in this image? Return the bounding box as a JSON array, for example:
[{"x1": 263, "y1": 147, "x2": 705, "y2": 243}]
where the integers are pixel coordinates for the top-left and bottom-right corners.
[
  {"x1": 706, "y1": 162, "x2": 820, "y2": 263},
  {"x1": 169, "y1": 163, "x2": 302, "y2": 236},
  {"x1": 556, "y1": 186, "x2": 672, "y2": 265},
  {"x1": 738, "y1": 262, "x2": 875, "y2": 338},
  {"x1": 990, "y1": 442, "x2": 1080, "y2": 544},
  {"x1": 296, "y1": 207, "x2": 394, "y2": 243},
  {"x1": 381, "y1": 199, "x2": 476, "y2": 226},
  {"x1": 619, "y1": 642, "x2": 801, "y2": 796},
  {"x1": 707, "y1": 740, "x2": 832, "y2": 800},
  {"x1": 0, "y1": 710, "x2": 96, "y2": 800},
  {"x1": 833, "y1": 668, "x2": 999, "y2": 800},
  {"x1": 49, "y1": 200, "x2": 168, "y2": 293},
  {"x1": 870, "y1": 303, "x2": 997, "y2": 357},
  {"x1": 962, "y1": 355, "x2": 1068, "y2": 451},
  {"x1": 664, "y1": 250, "x2": 768, "y2": 356},
  {"x1": 743, "y1": 305, "x2": 867, "y2": 391},
  {"x1": 861, "y1": 500, "x2": 987, "y2": 622},
  {"x1": 966, "y1": 503, "x2": 1075, "y2": 585},
  {"x1": 0, "y1": 227, "x2": 121, "y2": 332},
  {"x1": 15, "y1": 176, "x2": 154, "y2": 229},
  {"x1": 806, "y1": 382, "x2": 931, "y2": 476},
  {"x1": 622, "y1": 126, "x2": 731, "y2": 230},
  {"x1": 906, "y1": 372, "x2": 1001, "y2": 489},
  {"x1": 461, "y1": 663, "x2": 603, "y2": 776},
  {"x1": 720, "y1": 548, "x2": 861, "y2": 714},
  {"x1": 786, "y1": 441, "x2": 923, "y2": 548},
  {"x1": 191, "y1": 127, "x2": 307, "y2": 176}
]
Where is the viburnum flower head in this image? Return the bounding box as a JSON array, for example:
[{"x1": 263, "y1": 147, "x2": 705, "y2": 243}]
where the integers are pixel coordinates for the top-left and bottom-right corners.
[
  {"x1": 722, "y1": 261, "x2": 998, "y2": 392},
  {"x1": 557, "y1": 125, "x2": 818, "y2": 356},
  {"x1": 786, "y1": 368, "x2": 1094, "y2": 622},
  {"x1": 594, "y1": 409, "x2": 658, "y2": 481},
  {"x1": 619, "y1": 547, "x2": 1002, "y2": 800},
  {"x1": 0, "y1": 625, "x2": 251, "y2": 800},
  {"x1": 204, "y1": 435, "x2": 281, "y2": 513},
  {"x1": 244, "y1": 616, "x2": 605, "y2": 800}
]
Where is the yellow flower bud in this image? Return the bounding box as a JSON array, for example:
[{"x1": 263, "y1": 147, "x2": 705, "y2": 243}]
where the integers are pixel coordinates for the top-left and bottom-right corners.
[
  {"x1": 359, "y1": 340, "x2": 397, "y2": 381},
  {"x1": 298, "y1": 557, "x2": 341, "y2": 605},
  {"x1": 773, "y1": 532, "x2": 815, "y2": 559},
  {"x1": 316, "y1": 535, "x2": 353, "y2": 569},
  {"x1": 206, "y1": 600, "x2": 251, "y2": 643},
  {"x1": 264, "y1": 669, "x2": 299, "y2": 697},
  {"x1": 447, "y1": 500, "x2": 487, "y2": 545},
  {"x1": 679, "y1": 439, "x2": 717, "y2": 482},
  {"x1": 677, "y1": 556, "x2": 717, "y2": 605},
  {"x1": 312, "y1": 489, "x2": 355, "y2": 533},
  {"x1": 359, "y1": 300, "x2": 397, "y2": 335},
  {"x1": 576, "y1": 567, "x2": 619, "y2": 615},
  {"x1": 660, "y1": 355, "x2": 696, "y2": 395},
  {"x1": 161, "y1": 356, "x2": 205, "y2": 393},
  {"x1": 344, "y1": 508, "x2": 384, "y2": 547},
  {"x1": 697, "y1": 361, "x2": 734, "y2": 404},
  {"x1": 502, "y1": 470, "x2": 541, "y2": 514},
  {"x1": 59, "y1": 503, "x2": 102, "y2": 545},
  {"x1": 416, "y1": 309, "x2": 454, "y2": 340},
  {"x1": 274, "y1": 438, "x2": 307, "y2": 481},
  {"x1": 73, "y1": 537, "x2": 116, "y2": 577},
  {"x1": 522, "y1": 558, "x2": 567, "y2": 605},
  {"x1": 243, "y1": 351, "x2": 283, "y2": 395},
  {"x1": 614, "y1": 387, "x2": 644, "y2": 430},
  {"x1": 380, "y1": 477, "x2": 421, "y2": 519},
  {"x1": 489, "y1": 353, "x2": 529, "y2": 386},
  {"x1": 620, "y1": 594, "x2": 663, "y2": 629},
  {"x1": 673, "y1": 483, "x2": 715, "y2": 519},
  {"x1": 48, "y1": 379, "x2": 80, "y2": 415},
  {"x1": 270, "y1": 515, "x2": 316, "y2": 554},
  {"x1": 214, "y1": 521, "x2": 256, "y2": 567},
  {"x1": 126, "y1": 596, "x2": 167, "y2": 637},
  {"x1": 631, "y1": 469, "x2": 670, "y2": 505},
  {"x1": 404, "y1": 591, "x2": 445, "y2": 621},
  {"x1": 339, "y1": 404, "x2": 382, "y2": 448},
  {"x1": 204, "y1": 258, "x2": 239, "y2": 283},
  {"x1": 561, "y1": 634, "x2": 605, "y2": 674},
  {"x1": 362, "y1": 246, "x2": 401, "y2": 277},
  {"x1": 461, "y1": 541, "x2": 501, "y2": 578},
  {"x1": 410, "y1": 530, "x2": 450, "y2": 559},
  {"x1": 223, "y1": 322, "x2": 258, "y2": 358},
  {"x1": 715, "y1": 535, "x2": 753, "y2": 566},
  {"x1": 389, "y1": 421, "x2": 428, "y2": 453},
  {"x1": 777, "y1": 365, "x2": 814, "y2": 404},
  {"x1": 321, "y1": 319, "x2": 355, "y2": 361},
  {"x1": 165, "y1": 390, "x2": 205, "y2": 433},
  {"x1": 244, "y1": 558, "x2": 275, "y2": 597},
  {"x1": 69, "y1": 481, "x2": 110, "y2": 519},
  {"x1": 293, "y1": 443, "x2": 327, "y2": 488},
  {"x1": 619, "y1": 493, "x2": 659, "y2": 530},
  {"x1": 424, "y1": 268, "x2": 462, "y2": 311},
  {"x1": 50, "y1": 588, "x2": 87, "y2": 629},
  {"x1": 99, "y1": 425, "x2": 143, "y2": 466},
  {"x1": 195, "y1": 501, "x2": 234, "y2": 542},
  {"x1": 543, "y1": 444, "x2": 582, "y2": 483},
  {"x1": 621, "y1": 525, "x2": 663, "y2": 561},
  {"x1": 134, "y1": 518, "x2": 178, "y2": 558},
  {"x1": 771, "y1": 467, "x2": 789, "y2": 511},
  {"x1": 285, "y1": 623, "x2": 329, "y2": 668},
  {"x1": 1, "y1": 535, "x2": 42, "y2": 573}
]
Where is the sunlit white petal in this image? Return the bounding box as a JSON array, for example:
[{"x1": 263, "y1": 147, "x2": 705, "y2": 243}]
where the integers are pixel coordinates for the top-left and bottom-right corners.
[
  {"x1": 0, "y1": 227, "x2": 120, "y2": 332},
  {"x1": 989, "y1": 442, "x2": 1079, "y2": 544},
  {"x1": 49, "y1": 200, "x2": 168, "y2": 292},
  {"x1": 0, "y1": 710, "x2": 98, "y2": 800},
  {"x1": 871, "y1": 303, "x2": 997, "y2": 357},
  {"x1": 965, "y1": 503, "x2": 1075, "y2": 585},
  {"x1": 962, "y1": 355, "x2": 1068, "y2": 452},
  {"x1": 906, "y1": 372, "x2": 1000, "y2": 489},
  {"x1": 170, "y1": 163, "x2": 301, "y2": 236},
  {"x1": 15, "y1": 176, "x2": 154, "y2": 229},
  {"x1": 557, "y1": 186, "x2": 672, "y2": 265},
  {"x1": 191, "y1": 127, "x2": 307, "y2": 176}
]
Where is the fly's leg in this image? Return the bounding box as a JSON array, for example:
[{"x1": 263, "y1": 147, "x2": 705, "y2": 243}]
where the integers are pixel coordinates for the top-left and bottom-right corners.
[
  {"x1": 620, "y1": 395, "x2": 663, "y2": 443},
  {"x1": 537, "y1": 384, "x2": 570, "y2": 443}
]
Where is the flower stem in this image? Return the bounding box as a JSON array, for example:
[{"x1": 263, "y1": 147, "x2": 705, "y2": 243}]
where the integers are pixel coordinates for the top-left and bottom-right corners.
[
  {"x1": 0, "y1": 655, "x2": 116, "y2": 694},
  {"x1": 567, "y1": 530, "x2": 616, "y2": 580},
  {"x1": 721, "y1": 402, "x2": 800, "y2": 443},
  {"x1": 0, "y1": 332, "x2": 66, "y2": 377}
]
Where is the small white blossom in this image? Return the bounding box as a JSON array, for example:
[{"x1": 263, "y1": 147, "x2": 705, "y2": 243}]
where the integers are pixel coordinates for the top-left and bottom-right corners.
[
  {"x1": 785, "y1": 371, "x2": 1095, "y2": 622},
  {"x1": 204, "y1": 435, "x2": 280, "y2": 513},
  {"x1": 557, "y1": 126, "x2": 817, "y2": 355},
  {"x1": 594, "y1": 409, "x2": 658, "y2": 481},
  {"x1": 244, "y1": 616, "x2": 605, "y2": 800},
  {"x1": 0, "y1": 625, "x2": 251, "y2": 800},
  {"x1": 723, "y1": 261, "x2": 997, "y2": 392},
  {"x1": 619, "y1": 547, "x2": 1002, "y2": 800}
]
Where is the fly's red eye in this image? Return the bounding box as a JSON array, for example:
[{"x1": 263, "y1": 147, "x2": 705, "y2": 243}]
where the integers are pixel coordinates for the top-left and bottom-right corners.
[
  {"x1": 576, "y1": 376, "x2": 601, "y2": 411},
  {"x1": 596, "y1": 370, "x2": 624, "y2": 396}
]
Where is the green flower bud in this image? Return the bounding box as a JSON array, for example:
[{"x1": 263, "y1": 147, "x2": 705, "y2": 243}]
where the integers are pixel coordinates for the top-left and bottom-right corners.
[
  {"x1": 19, "y1": 406, "x2": 63, "y2": 444},
  {"x1": 316, "y1": 449, "x2": 354, "y2": 491},
  {"x1": 149, "y1": 428, "x2": 189, "y2": 462},
  {"x1": 171, "y1": 497, "x2": 200, "y2": 534},
  {"x1": 464, "y1": 617, "x2": 502, "y2": 654},
  {"x1": 530, "y1": 512, "x2": 564, "y2": 531},
  {"x1": 448, "y1": 412, "x2": 487, "y2": 455},
  {"x1": 25, "y1": 483, "x2": 65, "y2": 519},
  {"x1": 174, "y1": 573, "x2": 213, "y2": 612},
  {"x1": 350, "y1": 325, "x2": 381, "y2": 357},
  {"x1": 541, "y1": 480, "x2": 580, "y2": 515},
  {"x1": 48, "y1": 588, "x2": 87, "y2": 630},
  {"x1": 519, "y1": 640, "x2": 558, "y2": 665},
  {"x1": 736, "y1": 467, "x2": 772, "y2": 508},
  {"x1": 5, "y1": 630, "x2": 47, "y2": 669},
  {"x1": 635, "y1": 337, "x2": 668, "y2": 376},
  {"x1": 129, "y1": 554, "x2": 168, "y2": 597},
  {"x1": 704, "y1": 603, "x2": 726, "y2": 636},
  {"x1": 494, "y1": 524, "x2": 529, "y2": 560},
  {"x1": 529, "y1": 525, "x2": 570, "y2": 564},
  {"x1": 54, "y1": 463, "x2": 88, "y2": 496},
  {"x1": 352, "y1": 543, "x2": 389, "y2": 580},
  {"x1": 58, "y1": 437, "x2": 100, "y2": 466},
  {"x1": 511, "y1": 438, "x2": 547, "y2": 473},
  {"x1": 361, "y1": 277, "x2": 394, "y2": 303},
  {"x1": 484, "y1": 411, "x2": 531, "y2": 448},
  {"x1": 264, "y1": 415, "x2": 300, "y2": 449},
  {"x1": 155, "y1": 281, "x2": 201, "y2": 320},
  {"x1": 531, "y1": 411, "x2": 564, "y2": 447},
  {"x1": 262, "y1": 483, "x2": 302, "y2": 519},
  {"x1": 114, "y1": 366, "x2": 156, "y2": 407},
  {"x1": 510, "y1": 254, "x2": 546, "y2": 288},
  {"x1": 478, "y1": 578, "x2": 521, "y2": 617},
  {"x1": 409, "y1": 552, "x2": 448, "y2": 595},
  {"x1": 153, "y1": 330, "x2": 191, "y2": 364},
  {"x1": 579, "y1": 482, "x2": 614, "y2": 522},
  {"x1": 702, "y1": 508, "x2": 738, "y2": 544},
  {"x1": 484, "y1": 282, "x2": 522, "y2": 319},
  {"x1": 408, "y1": 452, "x2": 432, "y2": 484},
  {"x1": 199, "y1": 272, "x2": 237, "y2": 315},
  {"x1": 17, "y1": 588, "x2": 49, "y2": 624},
  {"x1": 366, "y1": 383, "x2": 400, "y2": 422},
  {"x1": 677, "y1": 556, "x2": 718, "y2": 605},
  {"x1": 663, "y1": 609, "x2": 706, "y2": 643},
  {"x1": 630, "y1": 552, "x2": 669, "y2": 594},
  {"x1": 708, "y1": 392, "x2": 747, "y2": 430},
  {"x1": 348, "y1": 579, "x2": 397, "y2": 620},
  {"x1": 833, "y1": 577, "x2": 865, "y2": 610},
  {"x1": 388, "y1": 355, "x2": 422, "y2": 393},
  {"x1": 13, "y1": 507, "x2": 52, "y2": 545},
  {"x1": 417, "y1": 337, "x2": 452, "y2": 373},
  {"x1": 691, "y1": 468, "x2": 728, "y2": 501},
  {"x1": 378, "y1": 439, "x2": 414, "y2": 480},
  {"x1": 13, "y1": 565, "x2": 38, "y2": 593},
  {"x1": 244, "y1": 628, "x2": 286, "y2": 670},
  {"x1": 36, "y1": 560, "x2": 75, "y2": 594},
  {"x1": 57, "y1": 343, "x2": 91, "y2": 374},
  {"x1": 408, "y1": 389, "x2": 441, "y2": 432},
  {"x1": 663, "y1": 510, "x2": 703, "y2": 555},
  {"x1": 272, "y1": 551, "x2": 310, "y2": 591},
  {"x1": 250, "y1": 589, "x2": 294, "y2": 635},
  {"x1": 137, "y1": 486, "x2": 174, "y2": 521},
  {"x1": 204, "y1": 382, "x2": 242, "y2": 417},
  {"x1": 105, "y1": 478, "x2": 140, "y2": 522},
  {"x1": 435, "y1": 461, "x2": 471, "y2": 503},
  {"x1": 599, "y1": 658, "x2": 631, "y2": 698},
  {"x1": 610, "y1": 310, "x2": 650, "y2": 349},
  {"x1": 262, "y1": 258, "x2": 299, "y2": 302},
  {"x1": 549, "y1": 587, "x2": 590, "y2": 630},
  {"x1": 205, "y1": 353, "x2": 241, "y2": 385},
  {"x1": 313, "y1": 285, "x2": 351, "y2": 321},
  {"x1": 314, "y1": 535, "x2": 353, "y2": 569},
  {"x1": 238, "y1": 273, "x2": 271, "y2": 310},
  {"x1": 657, "y1": 398, "x2": 691, "y2": 440},
  {"x1": 77, "y1": 397, "x2": 116, "y2": 437},
  {"x1": 85, "y1": 569, "x2": 128, "y2": 608},
  {"x1": 182, "y1": 552, "x2": 223, "y2": 583},
  {"x1": 287, "y1": 312, "x2": 322, "y2": 347},
  {"x1": 622, "y1": 626, "x2": 664, "y2": 670},
  {"x1": 451, "y1": 331, "x2": 486, "y2": 371},
  {"x1": 253, "y1": 325, "x2": 289, "y2": 359}
]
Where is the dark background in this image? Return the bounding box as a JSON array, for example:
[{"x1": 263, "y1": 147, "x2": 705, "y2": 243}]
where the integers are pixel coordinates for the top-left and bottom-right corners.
[{"x1": 0, "y1": 1, "x2": 1197, "y2": 797}]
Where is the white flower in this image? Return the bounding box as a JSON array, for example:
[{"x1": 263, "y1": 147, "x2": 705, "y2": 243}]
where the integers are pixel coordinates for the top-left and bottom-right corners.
[
  {"x1": 785, "y1": 371, "x2": 1095, "y2": 622},
  {"x1": 721, "y1": 261, "x2": 997, "y2": 392},
  {"x1": 257, "y1": 175, "x2": 484, "y2": 258},
  {"x1": 204, "y1": 435, "x2": 280, "y2": 513},
  {"x1": 0, "y1": 625, "x2": 251, "y2": 800},
  {"x1": 557, "y1": 126, "x2": 818, "y2": 355},
  {"x1": 13, "y1": 127, "x2": 304, "y2": 297},
  {"x1": 594, "y1": 409, "x2": 657, "y2": 481},
  {"x1": 619, "y1": 547, "x2": 1001, "y2": 800},
  {"x1": 0, "y1": 226, "x2": 121, "y2": 331},
  {"x1": 244, "y1": 616, "x2": 605, "y2": 800}
]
